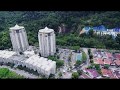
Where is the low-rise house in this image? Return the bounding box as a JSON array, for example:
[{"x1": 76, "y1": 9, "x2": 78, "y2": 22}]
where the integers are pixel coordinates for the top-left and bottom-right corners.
[
  {"x1": 79, "y1": 73, "x2": 92, "y2": 79},
  {"x1": 113, "y1": 70, "x2": 120, "y2": 79},
  {"x1": 93, "y1": 53, "x2": 98, "y2": 58},
  {"x1": 85, "y1": 69, "x2": 100, "y2": 78},
  {"x1": 115, "y1": 54, "x2": 120, "y2": 59},
  {"x1": 82, "y1": 26, "x2": 119, "y2": 37},
  {"x1": 101, "y1": 52, "x2": 107, "y2": 59},
  {"x1": 97, "y1": 51, "x2": 102, "y2": 58},
  {"x1": 106, "y1": 52, "x2": 113, "y2": 59},
  {"x1": 114, "y1": 59, "x2": 120, "y2": 66},
  {"x1": 113, "y1": 28, "x2": 120, "y2": 34},
  {"x1": 101, "y1": 68, "x2": 116, "y2": 78},
  {"x1": 103, "y1": 59, "x2": 113, "y2": 65},
  {"x1": 93, "y1": 58, "x2": 104, "y2": 65}
]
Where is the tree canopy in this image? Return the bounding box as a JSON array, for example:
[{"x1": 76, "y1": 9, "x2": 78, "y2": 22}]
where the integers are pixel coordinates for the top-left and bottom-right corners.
[
  {"x1": 0, "y1": 68, "x2": 24, "y2": 78},
  {"x1": 72, "y1": 72, "x2": 79, "y2": 79},
  {"x1": 0, "y1": 11, "x2": 120, "y2": 50}
]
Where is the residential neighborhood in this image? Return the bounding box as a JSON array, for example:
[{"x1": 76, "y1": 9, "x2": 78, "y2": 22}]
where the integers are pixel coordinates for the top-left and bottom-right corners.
[
  {"x1": 78, "y1": 48, "x2": 120, "y2": 79},
  {"x1": 0, "y1": 11, "x2": 120, "y2": 79}
]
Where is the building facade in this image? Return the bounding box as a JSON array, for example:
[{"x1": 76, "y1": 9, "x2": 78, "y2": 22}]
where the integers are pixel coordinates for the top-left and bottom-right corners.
[
  {"x1": 0, "y1": 50, "x2": 56, "y2": 77},
  {"x1": 38, "y1": 27, "x2": 56, "y2": 57},
  {"x1": 81, "y1": 25, "x2": 120, "y2": 38},
  {"x1": 9, "y1": 24, "x2": 29, "y2": 53}
]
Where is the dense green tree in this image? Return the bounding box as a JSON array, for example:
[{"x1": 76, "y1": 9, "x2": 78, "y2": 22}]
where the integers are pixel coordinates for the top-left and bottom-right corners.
[
  {"x1": 116, "y1": 34, "x2": 120, "y2": 44},
  {"x1": 0, "y1": 11, "x2": 120, "y2": 50},
  {"x1": 87, "y1": 65, "x2": 93, "y2": 69},
  {"x1": 70, "y1": 46, "x2": 80, "y2": 52},
  {"x1": 56, "y1": 60, "x2": 64, "y2": 68},
  {"x1": 75, "y1": 60, "x2": 82, "y2": 66},
  {"x1": 58, "y1": 72, "x2": 62, "y2": 77},
  {"x1": 48, "y1": 56, "x2": 57, "y2": 61},
  {"x1": 77, "y1": 70, "x2": 82, "y2": 75},
  {"x1": 94, "y1": 64, "x2": 100, "y2": 70},
  {"x1": 88, "y1": 29, "x2": 94, "y2": 37},
  {"x1": 82, "y1": 52, "x2": 87, "y2": 62},
  {"x1": 72, "y1": 72, "x2": 79, "y2": 79},
  {"x1": 89, "y1": 54, "x2": 93, "y2": 59},
  {"x1": 90, "y1": 59, "x2": 93, "y2": 63},
  {"x1": 104, "y1": 64, "x2": 110, "y2": 69},
  {"x1": 88, "y1": 49, "x2": 91, "y2": 55}
]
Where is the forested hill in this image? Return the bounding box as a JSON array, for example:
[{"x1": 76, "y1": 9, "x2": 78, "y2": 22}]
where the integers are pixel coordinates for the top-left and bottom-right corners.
[{"x1": 0, "y1": 11, "x2": 120, "y2": 50}]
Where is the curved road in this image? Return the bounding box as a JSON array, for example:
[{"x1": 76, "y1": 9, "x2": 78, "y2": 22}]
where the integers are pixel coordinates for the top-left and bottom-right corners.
[{"x1": 81, "y1": 48, "x2": 90, "y2": 69}]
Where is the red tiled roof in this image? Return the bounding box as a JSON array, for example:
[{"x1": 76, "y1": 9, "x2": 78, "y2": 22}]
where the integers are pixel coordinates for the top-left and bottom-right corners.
[
  {"x1": 106, "y1": 52, "x2": 112, "y2": 58},
  {"x1": 93, "y1": 58, "x2": 104, "y2": 64},
  {"x1": 104, "y1": 59, "x2": 113, "y2": 65},
  {"x1": 101, "y1": 68, "x2": 108, "y2": 76},
  {"x1": 101, "y1": 68, "x2": 116, "y2": 78},
  {"x1": 115, "y1": 54, "x2": 120, "y2": 59},
  {"x1": 114, "y1": 59, "x2": 120, "y2": 66},
  {"x1": 86, "y1": 69, "x2": 100, "y2": 78}
]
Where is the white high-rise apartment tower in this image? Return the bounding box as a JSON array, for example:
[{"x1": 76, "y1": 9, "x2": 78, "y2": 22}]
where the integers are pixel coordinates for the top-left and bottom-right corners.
[
  {"x1": 38, "y1": 27, "x2": 56, "y2": 57},
  {"x1": 9, "y1": 24, "x2": 29, "y2": 53}
]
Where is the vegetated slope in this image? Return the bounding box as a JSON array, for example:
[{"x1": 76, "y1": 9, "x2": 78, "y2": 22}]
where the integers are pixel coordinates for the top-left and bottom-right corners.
[
  {"x1": 0, "y1": 11, "x2": 120, "y2": 50},
  {"x1": 0, "y1": 68, "x2": 24, "y2": 79}
]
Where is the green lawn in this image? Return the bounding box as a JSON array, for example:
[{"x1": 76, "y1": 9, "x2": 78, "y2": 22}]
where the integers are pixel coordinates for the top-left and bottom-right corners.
[{"x1": 0, "y1": 68, "x2": 24, "y2": 79}]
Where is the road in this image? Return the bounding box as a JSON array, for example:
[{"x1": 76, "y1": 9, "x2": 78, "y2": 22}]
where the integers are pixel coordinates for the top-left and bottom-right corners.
[
  {"x1": 57, "y1": 48, "x2": 91, "y2": 78},
  {"x1": 81, "y1": 48, "x2": 90, "y2": 69},
  {"x1": 0, "y1": 65, "x2": 40, "y2": 79},
  {"x1": 59, "y1": 48, "x2": 71, "y2": 67}
]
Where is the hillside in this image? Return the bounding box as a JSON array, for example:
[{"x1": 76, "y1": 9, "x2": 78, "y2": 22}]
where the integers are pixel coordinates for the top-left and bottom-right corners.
[
  {"x1": 0, "y1": 11, "x2": 120, "y2": 50},
  {"x1": 0, "y1": 68, "x2": 24, "y2": 79}
]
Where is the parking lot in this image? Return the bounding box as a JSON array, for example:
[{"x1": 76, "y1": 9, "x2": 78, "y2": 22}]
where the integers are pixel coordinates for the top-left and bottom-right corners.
[{"x1": 58, "y1": 48, "x2": 76, "y2": 67}]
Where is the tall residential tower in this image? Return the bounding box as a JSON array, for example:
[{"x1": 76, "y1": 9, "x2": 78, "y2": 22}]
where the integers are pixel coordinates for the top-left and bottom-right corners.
[
  {"x1": 9, "y1": 24, "x2": 29, "y2": 53},
  {"x1": 38, "y1": 27, "x2": 56, "y2": 57}
]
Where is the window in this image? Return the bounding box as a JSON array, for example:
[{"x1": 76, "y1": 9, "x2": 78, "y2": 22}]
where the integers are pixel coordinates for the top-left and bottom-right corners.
[
  {"x1": 48, "y1": 33, "x2": 51, "y2": 36},
  {"x1": 16, "y1": 30, "x2": 19, "y2": 33}
]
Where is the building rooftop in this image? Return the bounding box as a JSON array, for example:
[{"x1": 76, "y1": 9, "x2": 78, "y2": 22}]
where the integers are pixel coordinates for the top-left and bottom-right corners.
[
  {"x1": 86, "y1": 69, "x2": 100, "y2": 78},
  {"x1": 92, "y1": 25, "x2": 107, "y2": 31},
  {"x1": 25, "y1": 55, "x2": 56, "y2": 70},
  {"x1": 39, "y1": 27, "x2": 54, "y2": 33},
  {"x1": 114, "y1": 59, "x2": 120, "y2": 66},
  {"x1": 104, "y1": 59, "x2": 113, "y2": 65},
  {"x1": 106, "y1": 52, "x2": 113, "y2": 58},
  {"x1": 80, "y1": 73, "x2": 92, "y2": 79},
  {"x1": 0, "y1": 50, "x2": 55, "y2": 66},
  {"x1": 113, "y1": 28, "x2": 120, "y2": 32},
  {"x1": 115, "y1": 54, "x2": 120, "y2": 59},
  {"x1": 113, "y1": 70, "x2": 120, "y2": 79},
  {"x1": 0, "y1": 50, "x2": 56, "y2": 76},
  {"x1": 0, "y1": 50, "x2": 16, "y2": 59},
  {"x1": 101, "y1": 68, "x2": 116, "y2": 78},
  {"x1": 10, "y1": 24, "x2": 24, "y2": 30},
  {"x1": 93, "y1": 58, "x2": 104, "y2": 65},
  {"x1": 23, "y1": 50, "x2": 35, "y2": 57},
  {"x1": 83, "y1": 27, "x2": 91, "y2": 31}
]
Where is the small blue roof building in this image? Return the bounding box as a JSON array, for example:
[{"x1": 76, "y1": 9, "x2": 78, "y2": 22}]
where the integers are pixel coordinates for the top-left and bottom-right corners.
[
  {"x1": 92, "y1": 25, "x2": 107, "y2": 31},
  {"x1": 113, "y1": 28, "x2": 120, "y2": 32}
]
